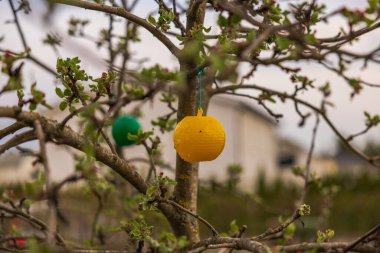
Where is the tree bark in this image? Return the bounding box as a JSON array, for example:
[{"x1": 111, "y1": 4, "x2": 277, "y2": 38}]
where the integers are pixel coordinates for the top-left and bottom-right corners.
[
  {"x1": 173, "y1": 73, "x2": 201, "y2": 243},
  {"x1": 172, "y1": 1, "x2": 208, "y2": 243}
]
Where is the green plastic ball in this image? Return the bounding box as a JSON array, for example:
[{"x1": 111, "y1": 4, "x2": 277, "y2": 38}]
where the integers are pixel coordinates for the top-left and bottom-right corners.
[{"x1": 112, "y1": 116, "x2": 141, "y2": 147}]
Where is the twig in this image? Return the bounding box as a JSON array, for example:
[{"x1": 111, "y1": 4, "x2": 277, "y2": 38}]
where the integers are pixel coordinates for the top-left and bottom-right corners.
[
  {"x1": 143, "y1": 142, "x2": 158, "y2": 181},
  {"x1": 276, "y1": 242, "x2": 378, "y2": 253},
  {"x1": 227, "y1": 225, "x2": 247, "y2": 253},
  {"x1": 184, "y1": 237, "x2": 267, "y2": 253},
  {"x1": 90, "y1": 190, "x2": 106, "y2": 245},
  {"x1": 159, "y1": 198, "x2": 219, "y2": 237},
  {"x1": 0, "y1": 203, "x2": 66, "y2": 246},
  {"x1": 8, "y1": 0, "x2": 56, "y2": 75},
  {"x1": 127, "y1": 157, "x2": 174, "y2": 171},
  {"x1": 8, "y1": 0, "x2": 28, "y2": 51},
  {"x1": 0, "y1": 106, "x2": 149, "y2": 194},
  {"x1": 34, "y1": 119, "x2": 56, "y2": 245},
  {"x1": 0, "y1": 122, "x2": 27, "y2": 139},
  {"x1": 0, "y1": 130, "x2": 36, "y2": 155},
  {"x1": 299, "y1": 114, "x2": 320, "y2": 204},
  {"x1": 210, "y1": 84, "x2": 380, "y2": 168},
  {"x1": 346, "y1": 125, "x2": 373, "y2": 142},
  {"x1": 252, "y1": 208, "x2": 301, "y2": 241},
  {"x1": 344, "y1": 223, "x2": 380, "y2": 253},
  {"x1": 53, "y1": 0, "x2": 180, "y2": 57}
]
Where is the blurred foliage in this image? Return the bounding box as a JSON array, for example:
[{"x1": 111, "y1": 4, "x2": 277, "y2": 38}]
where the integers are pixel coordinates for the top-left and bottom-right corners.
[
  {"x1": 1, "y1": 171, "x2": 379, "y2": 247},
  {"x1": 198, "y1": 172, "x2": 380, "y2": 239}
]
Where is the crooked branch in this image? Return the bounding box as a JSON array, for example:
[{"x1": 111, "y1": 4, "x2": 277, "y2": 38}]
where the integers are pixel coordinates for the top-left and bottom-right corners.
[
  {"x1": 53, "y1": 0, "x2": 181, "y2": 58},
  {"x1": 210, "y1": 84, "x2": 380, "y2": 168}
]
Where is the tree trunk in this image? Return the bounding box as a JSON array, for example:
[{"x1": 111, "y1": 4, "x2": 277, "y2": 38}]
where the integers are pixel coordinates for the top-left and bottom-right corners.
[
  {"x1": 171, "y1": 0, "x2": 207, "y2": 244},
  {"x1": 173, "y1": 73, "x2": 201, "y2": 243}
]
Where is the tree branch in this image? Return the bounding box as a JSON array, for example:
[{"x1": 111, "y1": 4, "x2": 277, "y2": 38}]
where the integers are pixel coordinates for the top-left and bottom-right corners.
[
  {"x1": 210, "y1": 84, "x2": 380, "y2": 168},
  {"x1": 34, "y1": 119, "x2": 56, "y2": 245},
  {"x1": 344, "y1": 223, "x2": 380, "y2": 253},
  {"x1": 299, "y1": 114, "x2": 320, "y2": 204},
  {"x1": 8, "y1": 0, "x2": 56, "y2": 76},
  {"x1": 53, "y1": 0, "x2": 181, "y2": 58},
  {"x1": 159, "y1": 198, "x2": 219, "y2": 237},
  {"x1": 0, "y1": 106, "x2": 148, "y2": 194},
  {"x1": 0, "y1": 106, "x2": 182, "y2": 236},
  {"x1": 275, "y1": 242, "x2": 378, "y2": 253},
  {"x1": 0, "y1": 130, "x2": 36, "y2": 155},
  {"x1": 0, "y1": 122, "x2": 27, "y2": 139},
  {"x1": 251, "y1": 207, "x2": 302, "y2": 241},
  {"x1": 0, "y1": 203, "x2": 65, "y2": 246}
]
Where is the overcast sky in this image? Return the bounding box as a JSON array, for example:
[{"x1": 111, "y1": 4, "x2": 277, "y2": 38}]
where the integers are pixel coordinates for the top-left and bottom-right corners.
[{"x1": 0, "y1": 0, "x2": 379, "y2": 155}]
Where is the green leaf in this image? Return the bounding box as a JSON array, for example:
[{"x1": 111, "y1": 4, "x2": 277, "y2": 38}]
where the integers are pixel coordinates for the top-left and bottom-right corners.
[
  {"x1": 146, "y1": 185, "x2": 159, "y2": 198},
  {"x1": 203, "y1": 26, "x2": 211, "y2": 33},
  {"x1": 29, "y1": 103, "x2": 37, "y2": 111},
  {"x1": 55, "y1": 87, "x2": 64, "y2": 98},
  {"x1": 231, "y1": 14, "x2": 242, "y2": 24},
  {"x1": 148, "y1": 16, "x2": 156, "y2": 25},
  {"x1": 316, "y1": 229, "x2": 335, "y2": 243},
  {"x1": 59, "y1": 101, "x2": 67, "y2": 111},
  {"x1": 228, "y1": 220, "x2": 239, "y2": 236},
  {"x1": 63, "y1": 89, "x2": 72, "y2": 96},
  {"x1": 283, "y1": 223, "x2": 296, "y2": 241},
  {"x1": 305, "y1": 34, "x2": 317, "y2": 45},
  {"x1": 310, "y1": 11, "x2": 319, "y2": 24},
  {"x1": 17, "y1": 89, "x2": 24, "y2": 100},
  {"x1": 292, "y1": 166, "x2": 305, "y2": 176},
  {"x1": 217, "y1": 15, "x2": 228, "y2": 27},
  {"x1": 275, "y1": 37, "x2": 290, "y2": 50}
]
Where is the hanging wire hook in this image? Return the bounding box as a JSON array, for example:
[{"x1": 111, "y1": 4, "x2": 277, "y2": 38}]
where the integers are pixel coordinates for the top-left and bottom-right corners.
[{"x1": 196, "y1": 65, "x2": 206, "y2": 114}]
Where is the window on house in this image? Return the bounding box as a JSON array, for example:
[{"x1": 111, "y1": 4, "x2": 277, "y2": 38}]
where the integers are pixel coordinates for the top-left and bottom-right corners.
[{"x1": 277, "y1": 154, "x2": 295, "y2": 168}]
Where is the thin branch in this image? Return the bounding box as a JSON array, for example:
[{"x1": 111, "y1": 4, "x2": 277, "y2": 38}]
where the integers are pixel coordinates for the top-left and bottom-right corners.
[
  {"x1": 185, "y1": 237, "x2": 267, "y2": 253},
  {"x1": 275, "y1": 242, "x2": 378, "y2": 253},
  {"x1": 241, "y1": 28, "x2": 273, "y2": 60},
  {"x1": 8, "y1": 0, "x2": 28, "y2": 51},
  {"x1": 346, "y1": 125, "x2": 373, "y2": 142},
  {"x1": 143, "y1": 142, "x2": 158, "y2": 181},
  {"x1": 227, "y1": 225, "x2": 247, "y2": 253},
  {"x1": 53, "y1": 173, "x2": 84, "y2": 193},
  {"x1": 210, "y1": 84, "x2": 380, "y2": 168},
  {"x1": 344, "y1": 223, "x2": 380, "y2": 253},
  {"x1": 318, "y1": 22, "x2": 380, "y2": 43},
  {"x1": 90, "y1": 190, "x2": 106, "y2": 245},
  {"x1": 8, "y1": 0, "x2": 56, "y2": 76},
  {"x1": 127, "y1": 157, "x2": 174, "y2": 171},
  {"x1": 299, "y1": 114, "x2": 320, "y2": 204},
  {"x1": 0, "y1": 122, "x2": 27, "y2": 139},
  {"x1": 187, "y1": 237, "x2": 378, "y2": 253},
  {"x1": 0, "y1": 203, "x2": 65, "y2": 246},
  {"x1": 159, "y1": 198, "x2": 219, "y2": 237},
  {"x1": 0, "y1": 106, "x2": 148, "y2": 194},
  {"x1": 53, "y1": 0, "x2": 181, "y2": 57},
  {"x1": 34, "y1": 119, "x2": 56, "y2": 245},
  {"x1": 99, "y1": 128, "x2": 117, "y2": 155},
  {"x1": 158, "y1": 0, "x2": 186, "y2": 35},
  {"x1": 0, "y1": 130, "x2": 36, "y2": 155},
  {"x1": 251, "y1": 208, "x2": 301, "y2": 241},
  {"x1": 220, "y1": 91, "x2": 283, "y2": 121},
  {"x1": 27, "y1": 55, "x2": 57, "y2": 76}
]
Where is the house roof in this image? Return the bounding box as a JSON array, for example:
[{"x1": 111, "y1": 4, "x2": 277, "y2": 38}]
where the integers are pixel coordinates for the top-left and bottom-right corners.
[{"x1": 211, "y1": 94, "x2": 278, "y2": 125}]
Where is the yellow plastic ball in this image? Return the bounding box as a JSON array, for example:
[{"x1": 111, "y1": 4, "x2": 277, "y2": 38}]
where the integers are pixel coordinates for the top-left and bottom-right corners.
[{"x1": 174, "y1": 108, "x2": 225, "y2": 163}]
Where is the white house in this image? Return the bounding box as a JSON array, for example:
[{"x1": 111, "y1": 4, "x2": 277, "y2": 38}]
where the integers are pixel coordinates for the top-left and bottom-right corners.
[{"x1": 0, "y1": 95, "x2": 337, "y2": 190}]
